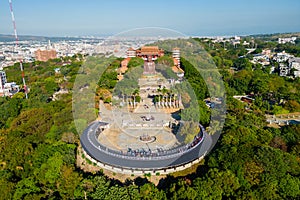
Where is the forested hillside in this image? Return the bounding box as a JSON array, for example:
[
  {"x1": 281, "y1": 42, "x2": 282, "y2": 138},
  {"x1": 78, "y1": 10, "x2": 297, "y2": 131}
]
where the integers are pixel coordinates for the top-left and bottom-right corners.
[{"x1": 0, "y1": 37, "x2": 299, "y2": 199}]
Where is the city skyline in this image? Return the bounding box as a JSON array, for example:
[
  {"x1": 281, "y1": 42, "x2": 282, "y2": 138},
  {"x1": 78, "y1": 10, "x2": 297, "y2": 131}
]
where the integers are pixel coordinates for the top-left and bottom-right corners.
[{"x1": 0, "y1": 0, "x2": 300, "y2": 37}]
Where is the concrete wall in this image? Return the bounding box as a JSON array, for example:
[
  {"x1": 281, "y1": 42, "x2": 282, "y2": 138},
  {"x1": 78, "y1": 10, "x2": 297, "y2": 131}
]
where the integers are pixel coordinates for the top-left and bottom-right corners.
[{"x1": 82, "y1": 147, "x2": 205, "y2": 175}]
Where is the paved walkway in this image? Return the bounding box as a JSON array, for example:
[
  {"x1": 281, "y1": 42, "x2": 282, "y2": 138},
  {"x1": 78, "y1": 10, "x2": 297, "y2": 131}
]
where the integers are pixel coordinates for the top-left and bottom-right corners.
[{"x1": 266, "y1": 112, "x2": 300, "y2": 126}]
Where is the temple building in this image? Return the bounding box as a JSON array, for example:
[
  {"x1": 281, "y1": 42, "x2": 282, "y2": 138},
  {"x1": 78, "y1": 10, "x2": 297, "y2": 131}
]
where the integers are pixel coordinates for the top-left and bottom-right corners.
[
  {"x1": 118, "y1": 46, "x2": 164, "y2": 80},
  {"x1": 118, "y1": 46, "x2": 185, "y2": 80},
  {"x1": 127, "y1": 47, "x2": 136, "y2": 58},
  {"x1": 117, "y1": 57, "x2": 131, "y2": 80},
  {"x1": 136, "y1": 46, "x2": 164, "y2": 75}
]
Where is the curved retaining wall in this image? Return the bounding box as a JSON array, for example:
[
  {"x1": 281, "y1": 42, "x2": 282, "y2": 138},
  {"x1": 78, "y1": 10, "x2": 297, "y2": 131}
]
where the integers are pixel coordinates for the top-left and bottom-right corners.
[{"x1": 80, "y1": 121, "x2": 212, "y2": 175}]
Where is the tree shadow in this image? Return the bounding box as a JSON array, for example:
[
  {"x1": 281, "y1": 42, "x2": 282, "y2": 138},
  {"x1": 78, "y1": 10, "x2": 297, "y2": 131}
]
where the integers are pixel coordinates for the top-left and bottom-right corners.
[{"x1": 134, "y1": 176, "x2": 150, "y2": 187}]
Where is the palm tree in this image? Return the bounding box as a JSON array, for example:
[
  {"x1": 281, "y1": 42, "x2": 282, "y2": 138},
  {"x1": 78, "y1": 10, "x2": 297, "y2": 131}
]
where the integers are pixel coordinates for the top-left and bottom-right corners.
[
  {"x1": 161, "y1": 86, "x2": 168, "y2": 95},
  {"x1": 132, "y1": 89, "x2": 139, "y2": 108}
]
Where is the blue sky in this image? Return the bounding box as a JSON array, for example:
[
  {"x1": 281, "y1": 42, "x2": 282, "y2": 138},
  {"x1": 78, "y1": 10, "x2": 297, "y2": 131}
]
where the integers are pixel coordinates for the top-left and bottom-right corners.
[{"x1": 1, "y1": 0, "x2": 300, "y2": 37}]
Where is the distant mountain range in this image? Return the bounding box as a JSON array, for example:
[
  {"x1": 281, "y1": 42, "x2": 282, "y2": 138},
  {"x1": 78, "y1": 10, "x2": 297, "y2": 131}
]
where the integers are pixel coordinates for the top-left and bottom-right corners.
[
  {"x1": 0, "y1": 32, "x2": 299, "y2": 42},
  {"x1": 0, "y1": 34, "x2": 101, "y2": 42},
  {"x1": 249, "y1": 32, "x2": 300, "y2": 39}
]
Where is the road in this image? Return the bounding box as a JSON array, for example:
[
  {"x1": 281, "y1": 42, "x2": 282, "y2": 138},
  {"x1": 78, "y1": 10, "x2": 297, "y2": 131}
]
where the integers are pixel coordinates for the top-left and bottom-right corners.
[{"x1": 80, "y1": 121, "x2": 213, "y2": 170}]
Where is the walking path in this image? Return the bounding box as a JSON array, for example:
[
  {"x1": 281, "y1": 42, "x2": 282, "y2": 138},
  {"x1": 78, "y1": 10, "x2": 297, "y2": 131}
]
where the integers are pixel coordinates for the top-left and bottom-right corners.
[{"x1": 266, "y1": 112, "x2": 300, "y2": 126}]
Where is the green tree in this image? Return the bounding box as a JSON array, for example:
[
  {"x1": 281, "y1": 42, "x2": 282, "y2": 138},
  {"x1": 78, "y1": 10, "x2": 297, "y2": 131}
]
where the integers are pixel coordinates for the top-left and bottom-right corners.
[
  {"x1": 178, "y1": 121, "x2": 200, "y2": 143},
  {"x1": 57, "y1": 165, "x2": 82, "y2": 199},
  {"x1": 139, "y1": 183, "x2": 167, "y2": 200},
  {"x1": 13, "y1": 178, "x2": 41, "y2": 200},
  {"x1": 128, "y1": 57, "x2": 144, "y2": 68},
  {"x1": 157, "y1": 55, "x2": 174, "y2": 67},
  {"x1": 279, "y1": 174, "x2": 300, "y2": 199},
  {"x1": 34, "y1": 152, "x2": 63, "y2": 187}
]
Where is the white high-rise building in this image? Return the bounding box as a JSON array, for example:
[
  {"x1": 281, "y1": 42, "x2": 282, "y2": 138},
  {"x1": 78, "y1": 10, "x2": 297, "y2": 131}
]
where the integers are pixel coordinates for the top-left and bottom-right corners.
[
  {"x1": 0, "y1": 71, "x2": 7, "y2": 90},
  {"x1": 289, "y1": 57, "x2": 300, "y2": 77}
]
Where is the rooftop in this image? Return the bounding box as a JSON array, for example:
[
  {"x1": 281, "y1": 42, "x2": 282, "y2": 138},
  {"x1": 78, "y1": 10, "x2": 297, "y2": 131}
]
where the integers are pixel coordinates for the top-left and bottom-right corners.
[{"x1": 137, "y1": 46, "x2": 163, "y2": 55}]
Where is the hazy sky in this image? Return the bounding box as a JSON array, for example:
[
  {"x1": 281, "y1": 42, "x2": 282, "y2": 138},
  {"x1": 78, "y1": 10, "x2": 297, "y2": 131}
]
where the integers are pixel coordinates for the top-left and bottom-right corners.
[{"x1": 1, "y1": 0, "x2": 300, "y2": 37}]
